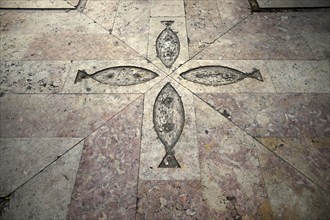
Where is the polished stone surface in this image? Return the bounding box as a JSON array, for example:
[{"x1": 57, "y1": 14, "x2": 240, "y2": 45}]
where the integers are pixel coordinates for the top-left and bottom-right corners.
[{"x1": 1, "y1": 0, "x2": 329, "y2": 219}]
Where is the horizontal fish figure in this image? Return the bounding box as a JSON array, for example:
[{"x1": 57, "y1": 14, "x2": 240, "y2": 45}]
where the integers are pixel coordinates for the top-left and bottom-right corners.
[
  {"x1": 74, "y1": 66, "x2": 159, "y2": 86},
  {"x1": 180, "y1": 65, "x2": 263, "y2": 86},
  {"x1": 153, "y1": 83, "x2": 185, "y2": 168}
]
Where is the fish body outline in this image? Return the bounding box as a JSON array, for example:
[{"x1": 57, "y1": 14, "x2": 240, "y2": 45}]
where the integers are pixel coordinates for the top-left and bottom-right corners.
[
  {"x1": 74, "y1": 66, "x2": 159, "y2": 86},
  {"x1": 180, "y1": 65, "x2": 263, "y2": 86}
]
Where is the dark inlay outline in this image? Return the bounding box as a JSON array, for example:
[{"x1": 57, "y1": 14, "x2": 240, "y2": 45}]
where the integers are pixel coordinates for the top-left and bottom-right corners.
[
  {"x1": 156, "y1": 21, "x2": 180, "y2": 68},
  {"x1": 153, "y1": 83, "x2": 185, "y2": 168},
  {"x1": 180, "y1": 65, "x2": 263, "y2": 86},
  {"x1": 74, "y1": 66, "x2": 159, "y2": 86},
  {"x1": 0, "y1": 0, "x2": 87, "y2": 11}
]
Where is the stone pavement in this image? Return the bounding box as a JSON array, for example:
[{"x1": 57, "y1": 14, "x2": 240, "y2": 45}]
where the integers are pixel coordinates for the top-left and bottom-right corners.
[{"x1": 0, "y1": 0, "x2": 329, "y2": 219}]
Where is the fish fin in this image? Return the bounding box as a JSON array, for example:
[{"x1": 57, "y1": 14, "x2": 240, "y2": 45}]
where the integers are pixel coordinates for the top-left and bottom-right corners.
[
  {"x1": 74, "y1": 70, "x2": 89, "y2": 84},
  {"x1": 247, "y1": 69, "x2": 263, "y2": 82},
  {"x1": 158, "y1": 153, "x2": 181, "y2": 168}
]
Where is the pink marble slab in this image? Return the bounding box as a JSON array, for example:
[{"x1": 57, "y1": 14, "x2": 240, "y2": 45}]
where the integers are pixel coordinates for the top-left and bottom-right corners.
[{"x1": 68, "y1": 96, "x2": 143, "y2": 220}]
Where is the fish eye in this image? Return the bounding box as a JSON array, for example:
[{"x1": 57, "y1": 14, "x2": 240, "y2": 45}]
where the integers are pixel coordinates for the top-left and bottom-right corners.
[{"x1": 107, "y1": 73, "x2": 114, "y2": 78}]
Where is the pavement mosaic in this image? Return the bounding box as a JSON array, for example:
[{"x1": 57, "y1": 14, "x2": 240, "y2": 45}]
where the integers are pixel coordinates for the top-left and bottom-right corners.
[{"x1": 0, "y1": 0, "x2": 329, "y2": 219}]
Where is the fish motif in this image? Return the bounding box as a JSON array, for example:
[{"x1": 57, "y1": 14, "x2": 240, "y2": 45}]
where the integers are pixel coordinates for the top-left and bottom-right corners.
[
  {"x1": 74, "y1": 66, "x2": 159, "y2": 86},
  {"x1": 180, "y1": 65, "x2": 263, "y2": 86},
  {"x1": 153, "y1": 83, "x2": 185, "y2": 168},
  {"x1": 156, "y1": 21, "x2": 180, "y2": 68}
]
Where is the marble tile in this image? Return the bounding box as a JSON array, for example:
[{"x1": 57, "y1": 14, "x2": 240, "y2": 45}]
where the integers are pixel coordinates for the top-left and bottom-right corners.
[
  {"x1": 194, "y1": 13, "x2": 315, "y2": 60},
  {"x1": 195, "y1": 98, "x2": 273, "y2": 219},
  {"x1": 173, "y1": 60, "x2": 276, "y2": 93},
  {"x1": 0, "y1": 61, "x2": 71, "y2": 93},
  {"x1": 136, "y1": 180, "x2": 207, "y2": 219},
  {"x1": 0, "y1": 33, "x2": 35, "y2": 61},
  {"x1": 257, "y1": 137, "x2": 330, "y2": 192},
  {"x1": 185, "y1": 0, "x2": 224, "y2": 58},
  {"x1": 302, "y1": 33, "x2": 330, "y2": 59},
  {"x1": 112, "y1": 1, "x2": 150, "y2": 57},
  {"x1": 150, "y1": 1, "x2": 184, "y2": 17},
  {"x1": 139, "y1": 78, "x2": 200, "y2": 180},
  {"x1": 216, "y1": 0, "x2": 251, "y2": 31},
  {"x1": 257, "y1": 0, "x2": 330, "y2": 8},
  {"x1": 0, "y1": 93, "x2": 141, "y2": 138},
  {"x1": 0, "y1": 138, "x2": 81, "y2": 196},
  {"x1": 0, "y1": 11, "x2": 106, "y2": 34},
  {"x1": 22, "y1": 33, "x2": 143, "y2": 61},
  {"x1": 266, "y1": 60, "x2": 330, "y2": 93},
  {"x1": 197, "y1": 93, "x2": 330, "y2": 138},
  {"x1": 62, "y1": 60, "x2": 166, "y2": 94},
  {"x1": 257, "y1": 144, "x2": 330, "y2": 219},
  {"x1": 148, "y1": 17, "x2": 189, "y2": 74},
  {"x1": 0, "y1": 0, "x2": 74, "y2": 9},
  {"x1": 0, "y1": 142, "x2": 83, "y2": 220},
  {"x1": 83, "y1": 1, "x2": 118, "y2": 33},
  {"x1": 68, "y1": 96, "x2": 143, "y2": 220}
]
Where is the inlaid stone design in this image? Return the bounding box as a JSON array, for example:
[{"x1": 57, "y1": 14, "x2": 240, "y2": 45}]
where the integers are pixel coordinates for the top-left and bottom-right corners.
[
  {"x1": 180, "y1": 66, "x2": 263, "y2": 86},
  {"x1": 74, "y1": 66, "x2": 158, "y2": 86},
  {"x1": 156, "y1": 21, "x2": 180, "y2": 68},
  {"x1": 153, "y1": 83, "x2": 185, "y2": 168}
]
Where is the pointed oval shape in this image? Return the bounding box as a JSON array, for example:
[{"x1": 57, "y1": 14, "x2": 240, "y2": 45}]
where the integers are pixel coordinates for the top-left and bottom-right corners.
[
  {"x1": 75, "y1": 66, "x2": 159, "y2": 86},
  {"x1": 153, "y1": 83, "x2": 185, "y2": 150},
  {"x1": 180, "y1": 65, "x2": 263, "y2": 86},
  {"x1": 156, "y1": 27, "x2": 180, "y2": 68}
]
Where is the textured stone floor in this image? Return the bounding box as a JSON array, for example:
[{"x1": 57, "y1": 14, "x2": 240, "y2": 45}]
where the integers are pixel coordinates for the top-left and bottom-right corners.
[{"x1": 0, "y1": 0, "x2": 329, "y2": 219}]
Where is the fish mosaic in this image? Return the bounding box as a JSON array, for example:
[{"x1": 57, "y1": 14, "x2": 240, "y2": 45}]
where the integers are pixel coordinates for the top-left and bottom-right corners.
[
  {"x1": 180, "y1": 65, "x2": 263, "y2": 86},
  {"x1": 74, "y1": 66, "x2": 159, "y2": 86},
  {"x1": 153, "y1": 83, "x2": 185, "y2": 168},
  {"x1": 156, "y1": 21, "x2": 180, "y2": 68}
]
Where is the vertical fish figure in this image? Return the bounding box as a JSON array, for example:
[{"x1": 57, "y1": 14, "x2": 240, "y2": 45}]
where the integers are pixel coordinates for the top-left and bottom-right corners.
[
  {"x1": 156, "y1": 21, "x2": 180, "y2": 68},
  {"x1": 153, "y1": 83, "x2": 185, "y2": 168}
]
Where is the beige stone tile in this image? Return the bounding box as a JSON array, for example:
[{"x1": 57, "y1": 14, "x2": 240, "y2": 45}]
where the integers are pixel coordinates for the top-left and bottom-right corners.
[
  {"x1": 22, "y1": 33, "x2": 143, "y2": 61},
  {"x1": 185, "y1": 0, "x2": 224, "y2": 58},
  {"x1": 194, "y1": 14, "x2": 316, "y2": 60},
  {"x1": 302, "y1": 33, "x2": 330, "y2": 59},
  {"x1": 1, "y1": 142, "x2": 83, "y2": 220},
  {"x1": 83, "y1": 1, "x2": 119, "y2": 32},
  {"x1": 0, "y1": 93, "x2": 141, "y2": 138},
  {"x1": 150, "y1": 1, "x2": 184, "y2": 17},
  {"x1": 139, "y1": 78, "x2": 200, "y2": 180},
  {"x1": 148, "y1": 17, "x2": 189, "y2": 74},
  {"x1": 257, "y1": 143, "x2": 330, "y2": 219},
  {"x1": 173, "y1": 60, "x2": 276, "y2": 93},
  {"x1": 62, "y1": 60, "x2": 166, "y2": 93},
  {"x1": 216, "y1": 0, "x2": 251, "y2": 31},
  {"x1": 266, "y1": 60, "x2": 330, "y2": 93},
  {"x1": 0, "y1": 138, "x2": 81, "y2": 196},
  {"x1": 0, "y1": 33, "x2": 35, "y2": 61},
  {"x1": 0, "y1": 61, "x2": 71, "y2": 93},
  {"x1": 65, "y1": 0, "x2": 79, "y2": 6},
  {"x1": 0, "y1": 0, "x2": 74, "y2": 9},
  {"x1": 112, "y1": 1, "x2": 150, "y2": 57}
]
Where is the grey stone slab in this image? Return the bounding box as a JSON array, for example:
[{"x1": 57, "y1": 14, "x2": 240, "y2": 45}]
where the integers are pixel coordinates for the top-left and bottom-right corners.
[
  {"x1": 266, "y1": 60, "x2": 330, "y2": 93},
  {"x1": 257, "y1": 0, "x2": 330, "y2": 8},
  {"x1": 0, "y1": 138, "x2": 81, "y2": 196},
  {"x1": 0, "y1": 142, "x2": 83, "y2": 220}
]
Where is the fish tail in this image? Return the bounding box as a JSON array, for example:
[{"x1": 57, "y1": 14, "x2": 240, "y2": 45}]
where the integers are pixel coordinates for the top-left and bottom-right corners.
[
  {"x1": 247, "y1": 69, "x2": 263, "y2": 81},
  {"x1": 158, "y1": 153, "x2": 181, "y2": 168},
  {"x1": 74, "y1": 70, "x2": 89, "y2": 84}
]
